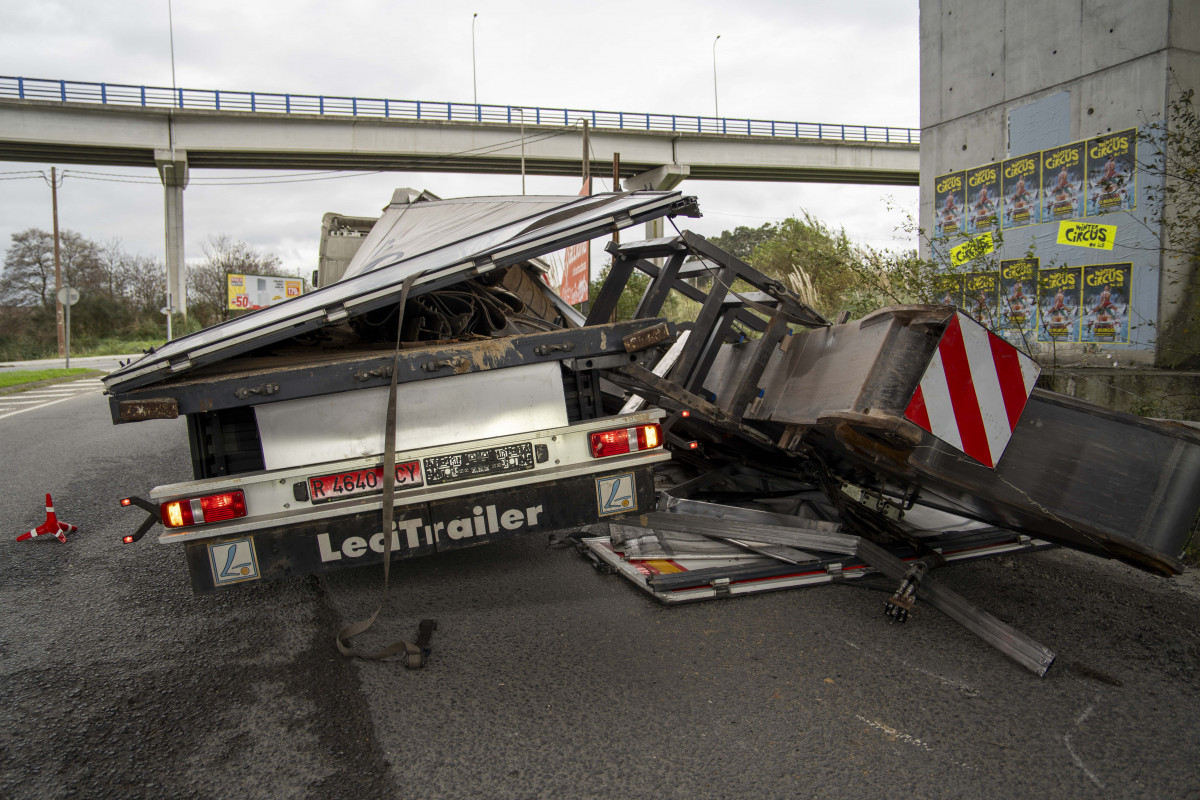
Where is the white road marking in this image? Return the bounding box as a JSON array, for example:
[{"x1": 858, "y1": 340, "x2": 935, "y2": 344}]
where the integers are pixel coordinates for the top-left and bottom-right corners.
[
  {"x1": 1063, "y1": 697, "x2": 1103, "y2": 789},
  {"x1": 0, "y1": 379, "x2": 104, "y2": 420},
  {"x1": 855, "y1": 715, "x2": 932, "y2": 751},
  {"x1": 843, "y1": 639, "x2": 980, "y2": 697}
]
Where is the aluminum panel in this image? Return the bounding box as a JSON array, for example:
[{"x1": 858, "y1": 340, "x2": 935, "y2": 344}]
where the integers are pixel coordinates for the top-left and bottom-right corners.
[
  {"x1": 104, "y1": 191, "x2": 693, "y2": 393},
  {"x1": 342, "y1": 196, "x2": 570, "y2": 279},
  {"x1": 254, "y1": 362, "x2": 568, "y2": 470}
]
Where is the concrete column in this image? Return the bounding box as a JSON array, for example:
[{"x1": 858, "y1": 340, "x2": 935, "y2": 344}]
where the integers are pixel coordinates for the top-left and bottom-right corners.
[
  {"x1": 155, "y1": 149, "x2": 189, "y2": 318},
  {"x1": 622, "y1": 164, "x2": 691, "y2": 242}
]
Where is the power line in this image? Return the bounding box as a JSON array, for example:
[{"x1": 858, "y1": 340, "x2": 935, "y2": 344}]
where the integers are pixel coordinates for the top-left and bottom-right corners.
[{"x1": 52, "y1": 125, "x2": 581, "y2": 187}]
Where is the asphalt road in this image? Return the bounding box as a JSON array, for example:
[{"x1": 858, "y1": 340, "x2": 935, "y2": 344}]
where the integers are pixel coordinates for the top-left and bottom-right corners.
[{"x1": 1, "y1": 389, "x2": 1198, "y2": 799}]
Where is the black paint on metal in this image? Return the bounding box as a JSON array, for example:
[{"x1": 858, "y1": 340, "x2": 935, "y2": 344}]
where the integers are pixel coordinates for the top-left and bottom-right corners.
[{"x1": 183, "y1": 466, "x2": 656, "y2": 593}]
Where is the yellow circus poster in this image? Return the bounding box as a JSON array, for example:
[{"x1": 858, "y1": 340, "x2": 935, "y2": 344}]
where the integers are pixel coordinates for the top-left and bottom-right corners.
[
  {"x1": 1041, "y1": 141, "x2": 1086, "y2": 222},
  {"x1": 966, "y1": 163, "x2": 1001, "y2": 234},
  {"x1": 934, "y1": 171, "x2": 966, "y2": 239},
  {"x1": 1037, "y1": 266, "x2": 1083, "y2": 343},
  {"x1": 999, "y1": 258, "x2": 1038, "y2": 334},
  {"x1": 1001, "y1": 153, "x2": 1040, "y2": 228},
  {"x1": 1081, "y1": 263, "x2": 1131, "y2": 343},
  {"x1": 963, "y1": 270, "x2": 1000, "y2": 329},
  {"x1": 932, "y1": 273, "x2": 962, "y2": 308},
  {"x1": 1086, "y1": 128, "x2": 1136, "y2": 216}
]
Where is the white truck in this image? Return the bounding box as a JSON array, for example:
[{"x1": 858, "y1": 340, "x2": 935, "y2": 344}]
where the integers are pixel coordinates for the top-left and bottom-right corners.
[{"x1": 107, "y1": 190, "x2": 696, "y2": 592}]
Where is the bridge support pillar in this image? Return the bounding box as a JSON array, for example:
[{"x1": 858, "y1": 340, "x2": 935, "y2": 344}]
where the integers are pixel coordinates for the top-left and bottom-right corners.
[
  {"x1": 622, "y1": 164, "x2": 690, "y2": 243},
  {"x1": 156, "y1": 149, "x2": 189, "y2": 320}
]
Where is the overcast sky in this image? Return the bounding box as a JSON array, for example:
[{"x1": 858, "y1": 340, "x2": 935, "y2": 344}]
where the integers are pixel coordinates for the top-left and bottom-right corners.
[{"x1": 0, "y1": 0, "x2": 919, "y2": 281}]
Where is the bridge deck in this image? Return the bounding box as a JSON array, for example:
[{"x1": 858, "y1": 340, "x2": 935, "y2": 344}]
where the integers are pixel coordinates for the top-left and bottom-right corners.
[{"x1": 0, "y1": 76, "x2": 919, "y2": 185}]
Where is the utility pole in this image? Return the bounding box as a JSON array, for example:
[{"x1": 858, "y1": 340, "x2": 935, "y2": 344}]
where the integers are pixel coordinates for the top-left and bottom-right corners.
[
  {"x1": 50, "y1": 166, "x2": 65, "y2": 356},
  {"x1": 582, "y1": 119, "x2": 590, "y2": 190},
  {"x1": 713, "y1": 35, "x2": 722, "y2": 121},
  {"x1": 581, "y1": 120, "x2": 591, "y2": 316},
  {"x1": 472, "y1": 12, "x2": 479, "y2": 110},
  {"x1": 612, "y1": 152, "x2": 621, "y2": 245}
]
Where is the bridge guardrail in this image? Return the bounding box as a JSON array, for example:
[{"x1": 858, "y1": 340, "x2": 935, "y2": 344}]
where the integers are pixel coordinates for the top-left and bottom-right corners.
[{"x1": 0, "y1": 76, "x2": 920, "y2": 146}]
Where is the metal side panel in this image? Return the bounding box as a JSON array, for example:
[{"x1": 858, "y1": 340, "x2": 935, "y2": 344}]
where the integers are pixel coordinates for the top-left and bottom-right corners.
[
  {"x1": 254, "y1": 362, "x2": 568, "y2": 471},
  {"x1": 900, "y1": 390, "x2": 1200, "y2": 573},
  {"x1": 748, "y1": 305, "x2": 948, "y2": 425}
]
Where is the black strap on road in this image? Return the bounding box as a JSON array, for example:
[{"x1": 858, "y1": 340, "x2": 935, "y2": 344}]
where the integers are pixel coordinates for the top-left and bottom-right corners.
[{"x1": 336, "y1": 273, "x2": 437, "y2": 667}]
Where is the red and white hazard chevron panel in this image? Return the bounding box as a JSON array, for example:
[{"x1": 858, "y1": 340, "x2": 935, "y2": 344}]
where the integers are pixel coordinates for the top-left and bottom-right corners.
[{"x1": 903, "y1": 312, "x2": 1040, "y2": 468}]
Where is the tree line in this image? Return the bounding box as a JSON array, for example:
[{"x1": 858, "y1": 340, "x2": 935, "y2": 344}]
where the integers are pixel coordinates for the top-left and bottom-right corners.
[
  {"x1": 589, "y1": 212, "x2": 931, "y2": 325},
  {"x1": 0, "y1": 230, "x2": 299, "y2": 360}
]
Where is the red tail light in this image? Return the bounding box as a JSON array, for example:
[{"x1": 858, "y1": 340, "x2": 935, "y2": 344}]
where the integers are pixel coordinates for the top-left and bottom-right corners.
[
  {"x1": 161, "y1": 490, "x2": 247, "y2": 528},
  {"x1": 589, "y1": 423, "x2": 663, "y2": 458}
]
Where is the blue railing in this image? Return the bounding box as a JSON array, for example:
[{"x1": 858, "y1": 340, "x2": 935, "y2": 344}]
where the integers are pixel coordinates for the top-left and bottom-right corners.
[{"x1": 0, "y1": 76, "x2": 920, "y2": 146}]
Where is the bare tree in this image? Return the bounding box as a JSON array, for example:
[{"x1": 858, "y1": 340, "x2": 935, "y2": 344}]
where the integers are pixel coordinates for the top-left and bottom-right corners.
[
  {"x1": 187, "y1": 235, "x2": 289, "y2": 327},
  {"x1": 0, "y1": 228, "x2": 102, "y2": 307}
]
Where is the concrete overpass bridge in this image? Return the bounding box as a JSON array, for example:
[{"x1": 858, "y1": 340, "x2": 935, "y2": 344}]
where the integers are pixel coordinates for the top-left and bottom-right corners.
[{"x1": 0, "y1": 76, "x2": 920, "y2": 313}]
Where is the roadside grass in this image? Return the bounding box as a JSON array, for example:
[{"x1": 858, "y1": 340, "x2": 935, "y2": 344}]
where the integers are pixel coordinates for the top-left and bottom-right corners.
[
  {"x1": 73, "y1": 337, "x2": 163, "y2": 357},
  {"x1": 0, "y1": 368, "x2": 104, "y2": 392},
  {"x1": 0, "y1": 336, "x2": 163, "y2": 362}
]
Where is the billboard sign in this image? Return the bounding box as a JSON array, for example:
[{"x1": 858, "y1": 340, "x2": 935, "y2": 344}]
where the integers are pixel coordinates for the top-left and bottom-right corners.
[{"x1": 228, "y1": 273, "x2": 304, "y2": 311}]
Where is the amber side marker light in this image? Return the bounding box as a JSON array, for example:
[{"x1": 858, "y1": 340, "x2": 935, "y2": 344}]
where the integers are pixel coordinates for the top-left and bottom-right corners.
[
  {"x1": 160, "y1": 490, "x2": 247, "y2": 528},
  {"x1": 589, "y1": 423, "x2": 663, "y2": 458}
]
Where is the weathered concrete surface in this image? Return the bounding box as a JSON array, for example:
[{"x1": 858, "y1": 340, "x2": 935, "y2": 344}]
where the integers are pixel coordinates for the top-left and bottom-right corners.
[
  {"x1": 1040, "y1": 366, "x2": 1200, "y2": 421},
  {"x1": 919, "y1": 0, "x2": 1200, "y2": 367}
]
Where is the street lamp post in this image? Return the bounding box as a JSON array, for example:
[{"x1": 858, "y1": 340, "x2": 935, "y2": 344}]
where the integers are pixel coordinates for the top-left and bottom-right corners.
[
  {"x1": 713, "y1": 35, "x2": 721, "y2": 121},
  {"x1": 472, "y1": 13, "x2": 479, "y2": 111}
]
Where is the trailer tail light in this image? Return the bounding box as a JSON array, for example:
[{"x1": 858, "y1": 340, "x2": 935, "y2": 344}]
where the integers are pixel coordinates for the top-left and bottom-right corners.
[
  {"x1": 160, "y1": 490, "x2": 247, "y2": 528},
  {"x1": 589, "y1": 423, "x2": 663, "y2": 458}
]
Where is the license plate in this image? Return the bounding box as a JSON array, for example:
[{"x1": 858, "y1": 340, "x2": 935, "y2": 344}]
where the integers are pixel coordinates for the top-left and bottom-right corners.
[
  {"x1": 424, "y1": 443, "x2": 535, "y2": 486},
  {"x1": 308, "y1": 460, "x2": 423, "y2": 503}
]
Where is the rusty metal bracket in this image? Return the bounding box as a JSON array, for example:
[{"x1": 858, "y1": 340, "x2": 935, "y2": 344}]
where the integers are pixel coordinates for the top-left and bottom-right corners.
[
  {"x1": 354, "y1": 365, "x2": 394, "y2": 382},
  {"x1": 623, "y1": 323, "x2": 672, "y2": 353},
  {"x1": 117, "y1": 397, "x2": 179, "y2": 422},
  {"x1": 421, "y1": 356, "x2": 469, "y2": 373},
  {"x1": 233, "y1": 383, "x2": 280, "y2": 400},
  {"x1": 533, "y1": 342, "x2": 575, "y2": 356}
]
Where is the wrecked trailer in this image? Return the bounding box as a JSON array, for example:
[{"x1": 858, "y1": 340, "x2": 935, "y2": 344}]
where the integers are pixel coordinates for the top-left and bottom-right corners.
[
  {"x1": 105, "y1": 190, "x2": 1200, "y2": 672},
  {"x1": 107, "y1": 191, "x2": 701, "y2": 592}
]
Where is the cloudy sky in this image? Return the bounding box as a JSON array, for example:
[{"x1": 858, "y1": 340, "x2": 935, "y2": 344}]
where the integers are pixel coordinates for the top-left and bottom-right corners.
[{"x1": 0, "y1": 0, "x2": 919, "y2": 280}]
